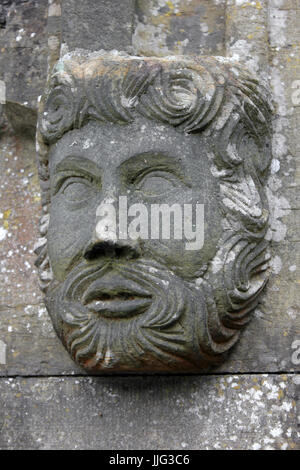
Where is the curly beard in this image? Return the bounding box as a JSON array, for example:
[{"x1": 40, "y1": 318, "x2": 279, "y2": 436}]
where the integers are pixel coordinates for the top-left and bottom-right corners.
[{"x1": 45, "y1": 256, "x2": 240, "y2": 373}]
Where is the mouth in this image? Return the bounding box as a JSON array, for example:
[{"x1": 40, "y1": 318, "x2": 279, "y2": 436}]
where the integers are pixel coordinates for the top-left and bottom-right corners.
[{"x1": 82, "y1": 276, "x2": 152, "y2": 319}]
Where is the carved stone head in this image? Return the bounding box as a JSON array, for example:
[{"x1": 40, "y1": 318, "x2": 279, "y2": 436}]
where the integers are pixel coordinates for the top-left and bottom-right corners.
[{"x1": 35, "y1": 52, "x2": 272, "y2": 373}]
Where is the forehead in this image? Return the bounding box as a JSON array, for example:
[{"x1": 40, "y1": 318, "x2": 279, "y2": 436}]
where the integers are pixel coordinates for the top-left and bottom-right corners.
[{"x1": 49, "y1": 118, "x2": 204, "y2": 172}]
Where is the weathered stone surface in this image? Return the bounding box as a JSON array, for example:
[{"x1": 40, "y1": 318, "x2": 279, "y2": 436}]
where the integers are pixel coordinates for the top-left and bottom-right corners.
[
  {"x1": 132, "y1": 0, "x2": 226, "y2": 56},
  {"x1": 0, "y1": 0, "x2": 299, "y2": 450},
  {"x1": 226, "y1": 0, "x2": 269, "y2": 80},
  {"x1": 0, "y1": 104, "x2": 6, "y2": 132},
  {"x1": 47, "y1": 0, "x2": 61, "y2": 72},
  {"x1": 0, "y1": 0, "x2": 48, "y2": 132},
  {"x1": 5, "y1": 102, "x2": 37, "y2": 139},
  {"x1": 0, "y1": 131, "x2": 42, "y2": 310},
  {"x1": 0, "y1": 1, "x2": 24, "y2": 30},
  {"x1": 0, "y1": 374, "x2": 298, "y2": 449},
  {"x1": 61, "y1": 0, "x2": 135, "y2": 52}
]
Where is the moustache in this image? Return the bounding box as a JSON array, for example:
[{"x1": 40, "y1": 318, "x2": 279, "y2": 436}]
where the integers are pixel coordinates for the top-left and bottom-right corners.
[{"x1": 54, "y1": 257, "x2": 187, "y2": 328}]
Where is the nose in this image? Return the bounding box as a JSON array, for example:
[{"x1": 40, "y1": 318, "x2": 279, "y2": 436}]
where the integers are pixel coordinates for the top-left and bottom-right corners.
[
  {"x1": 85, "y1": 187, "x2": 143, "y2": 261},
  {"x1": 84, "y1": 238, "x2": 142, "y2": 262}
]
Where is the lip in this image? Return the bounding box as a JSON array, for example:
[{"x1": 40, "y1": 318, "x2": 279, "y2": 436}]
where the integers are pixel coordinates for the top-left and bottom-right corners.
[{"x1": 82, "y1": 275, "x2": 152, "y2": 319}]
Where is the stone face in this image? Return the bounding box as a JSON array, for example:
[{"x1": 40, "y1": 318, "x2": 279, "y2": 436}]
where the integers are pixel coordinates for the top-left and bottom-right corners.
[
  {"x1": 35, "y1": 52, "x2": 273, "y2": 373},
  {"x1": 0, "y1": 374, "x2": 298, "y2": 450}
]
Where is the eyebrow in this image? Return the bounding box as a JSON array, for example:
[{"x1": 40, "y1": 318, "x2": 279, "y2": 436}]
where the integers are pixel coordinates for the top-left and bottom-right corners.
[
  {"x1": 119, "y1": 151, "x2": 188, "y2": 182},
  {"x1": 53, "y1": 155, "x2": 102, "y2": 178}
]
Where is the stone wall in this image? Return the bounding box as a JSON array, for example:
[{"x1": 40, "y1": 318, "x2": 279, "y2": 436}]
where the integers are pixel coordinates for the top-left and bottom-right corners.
[{"x1": 0, "y1": 0, "x2": 299, "y2": 449}]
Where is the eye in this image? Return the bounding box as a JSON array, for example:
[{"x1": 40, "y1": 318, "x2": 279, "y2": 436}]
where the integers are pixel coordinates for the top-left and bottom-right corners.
[
  {"x1": 59, "y1": 176, "x2": 95, "y2": 202},
  {"x1": 134, "y1": 170, "x2": 179, "y2": 197}
]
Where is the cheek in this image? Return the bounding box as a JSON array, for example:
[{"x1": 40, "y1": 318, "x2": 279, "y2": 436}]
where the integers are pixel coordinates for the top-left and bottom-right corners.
[
  {"x1": 47, "y1": 198, "x2": 98, "y2": 281},
  {"x1": 142, "y1": 187, "x2": 223, "y2": 279}
]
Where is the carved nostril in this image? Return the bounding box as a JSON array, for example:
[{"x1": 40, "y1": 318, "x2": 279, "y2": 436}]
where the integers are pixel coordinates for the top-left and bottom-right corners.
[
  {"x1": 84, "y1": 240, "x2": 141, "y2": 261},
  {"x1": 84, "y1": 242, "x2": 113, "y2": 261}
]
